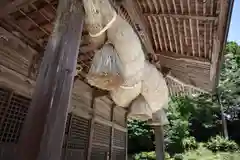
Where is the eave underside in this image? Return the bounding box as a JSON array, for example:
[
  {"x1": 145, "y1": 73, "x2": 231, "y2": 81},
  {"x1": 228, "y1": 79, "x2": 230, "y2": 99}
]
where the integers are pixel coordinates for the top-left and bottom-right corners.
[{"x1": 0, "y1": 0, "x2": 232, "y2": 95}]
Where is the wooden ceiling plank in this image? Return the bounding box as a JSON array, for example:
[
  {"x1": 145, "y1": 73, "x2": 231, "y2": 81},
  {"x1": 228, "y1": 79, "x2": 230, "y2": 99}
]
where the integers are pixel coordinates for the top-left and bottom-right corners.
[
  {"x1": 43, "y1": 0, "x2": 57, "y2": 12},
  {"x1": 172, "y1": 0, "x2": 177, "y2": 14},
  {"x1": 157, "y1": 0, "x2": 167, "y2": 50},
  {"x1": 149, "y1": 16, "x2": 159, "y2": 51},
  {"x1": 152, "y1": 16, "x2": 163, "y2": 51},
  {"x1": 18, "y1": 9, "x2": 50, "y2": 36},
  {"x1": 1, "y1": 15, "x2": 43, "y2": 50},
  {"x1": 157, "y1": 16, "x2": 168, "y2": 51},
  {"x1": 187, "y1": 0, "x2": 195, "y2": 57},
  {"x1": 189, "y1": 19, "x2": 195, "y2": 56},
  {"x1": 30, "y1": 3, "x2": 52, "y2": 23},
  {"x1": 135, "y1": 0, "x2": 143, "y2": 12},
  {"x1": 209, "y1": 0, "x2": 215, "y2": 60},
  {"x1": 170, "y1": 17, "x2": 178, "y2": 54},
  {"x1": 164, "y1": 0, "x2": 173, "y2": 52},
  {"x1": 152, "y1": 0, "x2": 159, "y2": 13},
  {"x1": 171, "y1": 0, "x2": 181, "y2": 54},
  {"x1": 187, "y1": 0, "x2": 191, "y2": 14},
  {"x1": 177, "y1": 0, "x2": 184, "y2": 55},
  {"x1": 203, "y1": 1, "x2": 207, "y2": 58},
  {"x1": 144, "y1": 13, "x2": 217, "y2": 21},
  {"x1": 195, "y1": 1, "x2": 201, "y2": 57},
  {"x1": 156, "y1": 51, "x2": 211, "y2": 65},
  {"x1": 146, "y1": 0, "x2": 154, "y2": 13},
  {"x1": 123, "y1": 0, "x2": 155, "y2": 55},
  {"x1": 0, "y1": 0, "x2": 38, "y2": 19},
  {"x1": 158, "y1": 0, "x2": 165, "y2": 13},
  {"x1": 177, "y1": 20, "x2": 184, "y2": 55}
]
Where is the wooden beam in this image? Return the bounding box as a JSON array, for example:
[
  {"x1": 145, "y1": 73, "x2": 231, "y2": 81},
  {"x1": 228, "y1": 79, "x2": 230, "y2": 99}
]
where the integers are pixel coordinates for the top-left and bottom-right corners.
[
  {"x1": 156, "y1": 51, "x2": 211, "y2": 65},
  {"x1": 0, "y1": 0, "x2": 38, "y2": 19},
  {"x1": 17, "y1": 0, "x2": 84, "y2": 159},
  {"x1": 210, "y1": 0, "x2": 229, "y2": 85},
  {"x1": 0, "y1": 16, "x2": 43, "y2": 51},
  {"x1": 122, "y1": 0, "x2": 155, "y2": 55},
  {"x1": 145, "y1": 13, "x2": 217, "y2": 21}
]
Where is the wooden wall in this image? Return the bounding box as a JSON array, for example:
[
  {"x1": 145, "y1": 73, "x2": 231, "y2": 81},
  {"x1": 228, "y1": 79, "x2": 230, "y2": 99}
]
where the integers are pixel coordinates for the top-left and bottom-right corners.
[{"x1": 0, "y1": 25, "x2": 127, "y2": 160}]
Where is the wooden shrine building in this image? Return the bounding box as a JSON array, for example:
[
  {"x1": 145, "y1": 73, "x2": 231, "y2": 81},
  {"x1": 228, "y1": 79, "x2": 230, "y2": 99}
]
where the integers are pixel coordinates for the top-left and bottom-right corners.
[{"x1": 0, "y1": 0, "x2": 234, "y2": 160}]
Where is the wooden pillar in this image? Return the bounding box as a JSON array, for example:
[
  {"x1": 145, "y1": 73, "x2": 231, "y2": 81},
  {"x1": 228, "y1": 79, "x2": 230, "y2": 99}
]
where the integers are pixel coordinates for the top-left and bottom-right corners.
[
  {"x1": 86, "y1": 90, "x2": 96, "y2": 160},
  {"x1": 17, "y1": 0, "x2": 84, "y2": 159},
  {"x1": 154, "y1": 126, "x2": 165, "y2": 160}
]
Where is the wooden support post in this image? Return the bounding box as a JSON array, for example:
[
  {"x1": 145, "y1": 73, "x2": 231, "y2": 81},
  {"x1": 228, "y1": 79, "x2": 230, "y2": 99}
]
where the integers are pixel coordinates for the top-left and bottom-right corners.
[
  {"x1": 86, "y1": 90, "x2": 96, "y2": 160},
  {"x1": 17, "y1": 0, "x2": 84, "y2": 159},
  {"x1": 154, "y1": 126, "x2": 165, "y2": 160}
]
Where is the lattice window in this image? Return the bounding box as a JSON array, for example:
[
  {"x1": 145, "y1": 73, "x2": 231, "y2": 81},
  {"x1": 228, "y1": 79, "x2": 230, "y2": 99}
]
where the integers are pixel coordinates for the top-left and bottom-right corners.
[
  {"x1": 93, "y1": 122, "x2": 111, "y2": 145},
  {"x1": 91, "y1": 145, "x2": 109, "y2": 160},
  {"x1": 113, "y1": 129, "x2": 126, "y2": 148},
  {"x1": 0, "y1": 88, "x2": 9, "y2": 126},
  {"x1": 67, "y1": 115, "x2": 89, "y2": 150},
  {"x1": 0, "y1": 90, "x2": 30, "y2": 143},
  {"x1": 112, "y1": 148, "x2": 125, "y2": 160}
]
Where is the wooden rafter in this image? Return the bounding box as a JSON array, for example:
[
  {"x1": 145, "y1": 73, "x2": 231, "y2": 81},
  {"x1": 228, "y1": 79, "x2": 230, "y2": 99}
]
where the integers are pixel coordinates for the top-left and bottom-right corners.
[
  {"x1": 0, "y1": 0, "x2": 38, "y2": 18},
  {"x1": 144, "y1": 13, "x2": 217, "y2": 21},
  {"x1": 123, "y1": 0, "x2": 155, "y2": 55}
]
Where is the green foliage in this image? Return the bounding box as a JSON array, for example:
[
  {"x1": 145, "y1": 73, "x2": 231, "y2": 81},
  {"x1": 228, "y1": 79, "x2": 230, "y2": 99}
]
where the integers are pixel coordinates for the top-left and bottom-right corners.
[
  {"x1": 127, "y1": 119, "x2": 154, "y2": 153},
  {"x1": 133, "y1": 147, "x2": 240, "y2": 160},
  {"x1": 205, "y1": 136, "x2": 239, "y2": 152},
  {"x1": 179, "y1": 144, "x2": 240, "y2": 160},
  {"x1": 165, "y1": 97, "x2": 192, "y2": 153},
  {"x1": 127, "y1": 119, "x2": 153, "y2": 139},
  {"x1": 127, "y1": 41, "x2": 240, "y2": 156},
  {"x1": 133, "y1": 151, "x2": 156, "y2": 160},
  {"x1": 133, "y1": 151, "x2": 172, "y2": 160},
  {"x1": 219, "y1": 41, "x2": 240, "y2": 120},
  {"x1": 182, "y1": 137, "x2": 199, "y2": 151}
]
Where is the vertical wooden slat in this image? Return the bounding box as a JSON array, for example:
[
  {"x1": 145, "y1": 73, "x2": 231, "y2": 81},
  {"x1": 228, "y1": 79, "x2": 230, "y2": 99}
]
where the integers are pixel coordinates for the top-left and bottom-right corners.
[
  {"x1": 195, "y1": 0, "x2": 201, "y2": 57},
  {"x1": 179, "y1": 0, "x2": 188, "y2": 55},
  {"x1": 152, "y1": 0, "x2": 159, "y2": 13},
  {"x1": 203, "y1": 0, "x2": 207, "y2": 58},
  {"x1": 209, "y1": 0, "x2": 214, "y2": 60},
  {"x1": 145, "y1": 0, "x2": 153, "y2": 13},
  {"x1": 188, "y1": 0, "x2": 195, "y2": 57},
  {"x1": 170, "y1": 17, "x2": 178, "y2": 53},
  {"x1": 17, "y1": 0, "x2": 84, "y2": 159},
  {"x1": 63, "y1": 114, "x2": 73, "y2": 160},
  {"x1": 164, "y1": 0, "x2": 173, "y2": 52},
  {"x1": 158, "y1": 16, "x2": 168, "y2": 50},
  {"x1": 148, "y1": 16, "x2": 158, "y2": 51},
  {"x1": 87, "y1": 90, "x2": 96, "y2": 160},
  {"x1": 152, "y1": 16, "x2": 163, "y2": 51}
]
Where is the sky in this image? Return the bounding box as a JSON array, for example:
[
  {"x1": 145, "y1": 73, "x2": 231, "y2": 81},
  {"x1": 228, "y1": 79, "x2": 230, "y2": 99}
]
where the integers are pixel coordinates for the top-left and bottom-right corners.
[{"x1": 227, "y1": 0, "x2": 240, "y2": 43}]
